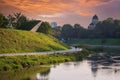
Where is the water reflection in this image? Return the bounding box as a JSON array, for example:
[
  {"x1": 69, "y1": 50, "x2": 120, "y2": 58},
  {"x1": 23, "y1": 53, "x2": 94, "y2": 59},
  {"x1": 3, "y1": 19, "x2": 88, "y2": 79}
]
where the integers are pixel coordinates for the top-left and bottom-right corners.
[
  {"x1": 36, "y1": 69, "x2": 50, "y2": 80},
  {"x1": 73, "y1": 62, "x2": 81, "y2": 67},
  {"x1": 90, "y1": 60, "x2": 120, "y2": 80},
  {"x1": 91, "y1": 61, "x2": 98, "y2": 77},
  {"x1": 0, "y1": 67, "x2": 50, "y2": 80},
  {"x1": 0, "y1": 60, "x2": 120, "y2": 80}
]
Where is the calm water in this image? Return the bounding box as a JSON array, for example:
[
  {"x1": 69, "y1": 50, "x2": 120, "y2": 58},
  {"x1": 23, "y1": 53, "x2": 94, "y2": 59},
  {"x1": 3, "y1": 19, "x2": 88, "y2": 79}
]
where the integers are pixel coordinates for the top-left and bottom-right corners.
[
  {"x1": 0, "y1": 60, "x2": 120, "y2": 80},
  {"x1": 34, "y1": 60, "x2": 120, "y2": 80}
]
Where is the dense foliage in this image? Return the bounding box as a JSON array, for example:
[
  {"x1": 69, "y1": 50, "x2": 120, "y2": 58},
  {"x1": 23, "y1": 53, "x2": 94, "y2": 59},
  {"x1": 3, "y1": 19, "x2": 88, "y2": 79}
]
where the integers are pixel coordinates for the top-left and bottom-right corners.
[
  {"x1": 37, "y1": 22, "x2": 52, "y2": 34},
  {"x1": 0, "y1": 13, "x2": 8, "y2": 28},
  {"x1": 52, "y1": 26, "x2": 61, "y2": 39},
  {"x1": 94, "y1": 18, "x2": 120, "y2": 38},
  {"x1": 52, "y1": 18, "x2": 120, "y2": 40},
  {"x1": 0, "y1": 13, "x2": 52, "y2": 34},
  {"x1": 18, "y1": 20, "x2": 40, "y2": 30}
]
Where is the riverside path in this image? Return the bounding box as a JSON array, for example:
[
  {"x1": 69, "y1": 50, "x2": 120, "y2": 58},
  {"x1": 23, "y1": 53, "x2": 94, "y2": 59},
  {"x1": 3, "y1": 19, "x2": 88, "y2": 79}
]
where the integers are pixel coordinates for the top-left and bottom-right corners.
[{"x1": 0, "y1": 48, "x2": 82, "y2": 57}]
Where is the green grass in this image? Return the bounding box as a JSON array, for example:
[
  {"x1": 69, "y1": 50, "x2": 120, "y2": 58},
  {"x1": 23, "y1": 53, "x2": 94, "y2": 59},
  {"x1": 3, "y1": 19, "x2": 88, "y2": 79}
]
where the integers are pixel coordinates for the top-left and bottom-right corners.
[
  {"x1": 66, "y1": 39, "x2": 120, "y2": 45},
  {"x1": 0, "y1": 49, "x2": 91, "y2": 71},
  {"x1": 0, "y1": 28, "x2": 69, "y2": 54}
]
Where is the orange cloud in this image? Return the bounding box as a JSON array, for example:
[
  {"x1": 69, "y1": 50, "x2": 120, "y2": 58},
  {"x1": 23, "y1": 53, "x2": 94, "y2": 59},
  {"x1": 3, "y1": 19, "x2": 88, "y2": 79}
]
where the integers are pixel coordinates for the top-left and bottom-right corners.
[
  {"x1": 76, "y1": 10, "x2": 94, "y2": 16},
  {"x1": 0, "y1": 0, "x2": 113, "y2": 17},
  {"x1": 80, "y1": 0, "x2": 112, "y2": 6}
]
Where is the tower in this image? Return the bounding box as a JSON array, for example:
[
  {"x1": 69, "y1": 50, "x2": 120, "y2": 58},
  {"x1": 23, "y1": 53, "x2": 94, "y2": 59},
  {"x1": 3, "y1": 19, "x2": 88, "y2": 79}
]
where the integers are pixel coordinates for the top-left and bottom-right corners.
[
  {"x1": 92, "y1": 15, "x2": 99, "y2": 25},
  {"x1": 88, "y1": 15, "x2": 99, "y2": 30}
]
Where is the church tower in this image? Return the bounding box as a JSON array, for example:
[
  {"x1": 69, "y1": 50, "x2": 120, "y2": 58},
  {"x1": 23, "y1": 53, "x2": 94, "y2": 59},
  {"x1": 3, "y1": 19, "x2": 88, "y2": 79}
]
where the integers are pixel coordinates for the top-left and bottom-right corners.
[{"x1": 88, "y1": 15, "x2": 99, "y2": 30}]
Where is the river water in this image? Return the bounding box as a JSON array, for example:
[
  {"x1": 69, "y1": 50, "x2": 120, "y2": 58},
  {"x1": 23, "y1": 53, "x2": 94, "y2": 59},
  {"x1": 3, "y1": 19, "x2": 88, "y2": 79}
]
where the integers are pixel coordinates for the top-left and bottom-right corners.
[
  {"x1": 0, "y1": 60, "x2": 120, "y2": 80},
  {"x1": 32, "y1": 60, "x2": 120, "y2": 80}
]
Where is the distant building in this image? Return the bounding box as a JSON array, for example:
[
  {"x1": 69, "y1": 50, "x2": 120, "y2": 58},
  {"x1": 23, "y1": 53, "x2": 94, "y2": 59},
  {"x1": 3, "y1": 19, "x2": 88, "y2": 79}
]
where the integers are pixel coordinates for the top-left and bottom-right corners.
[
  {"x1": 88, "y1": 15, "x2": 99, "y2": 30},
  {"x1": 51, "y1": 22, "x2": 57, "y2": 28}
]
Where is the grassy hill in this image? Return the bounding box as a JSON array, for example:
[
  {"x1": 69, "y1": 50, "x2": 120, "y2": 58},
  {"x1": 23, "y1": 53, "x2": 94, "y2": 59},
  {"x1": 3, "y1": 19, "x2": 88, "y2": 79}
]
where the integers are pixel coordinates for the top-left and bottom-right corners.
[{"x1": 0, "y1": 28, "x2": 69, "y2": 54}]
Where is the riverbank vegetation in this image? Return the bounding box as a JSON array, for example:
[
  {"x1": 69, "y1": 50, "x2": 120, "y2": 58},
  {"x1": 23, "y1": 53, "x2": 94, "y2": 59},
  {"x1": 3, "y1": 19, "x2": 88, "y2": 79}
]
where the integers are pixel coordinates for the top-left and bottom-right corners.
[
  {"x1": 0, "y1": 28, "x2": 69, "y2": 54},
  {"x1": 0, "y1": 49, "x2": 90, "y2": 71},
  {"x1": 79, "y1": 45, "x2": 120, "y2": 56},
  {"x1": 66, "y1": 39, "x2": 120, "y2": 45}
]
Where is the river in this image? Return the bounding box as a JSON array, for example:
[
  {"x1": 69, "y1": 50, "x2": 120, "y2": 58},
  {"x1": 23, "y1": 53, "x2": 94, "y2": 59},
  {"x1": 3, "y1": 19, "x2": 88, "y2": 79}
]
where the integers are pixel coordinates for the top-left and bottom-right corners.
[{"x1": 0, "y1": 60, "x2": 120, "y2": 80}]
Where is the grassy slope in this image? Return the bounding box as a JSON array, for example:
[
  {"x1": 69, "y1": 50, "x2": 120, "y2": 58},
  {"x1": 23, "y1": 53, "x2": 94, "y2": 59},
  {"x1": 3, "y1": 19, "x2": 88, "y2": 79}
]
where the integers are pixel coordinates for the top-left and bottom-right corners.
[
  {"x1": 0, "y1": 28, "x2": 69, "y2": 54},
  {"x1": 66, "y1": 39, "x2": 120, "y2": 45}
]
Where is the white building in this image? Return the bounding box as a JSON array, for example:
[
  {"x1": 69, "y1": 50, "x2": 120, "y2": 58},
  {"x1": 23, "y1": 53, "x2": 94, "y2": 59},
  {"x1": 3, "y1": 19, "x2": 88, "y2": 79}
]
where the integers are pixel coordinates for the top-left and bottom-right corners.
[{"x1": 88, "y1": 15, "x2": 99, "y2": 30}]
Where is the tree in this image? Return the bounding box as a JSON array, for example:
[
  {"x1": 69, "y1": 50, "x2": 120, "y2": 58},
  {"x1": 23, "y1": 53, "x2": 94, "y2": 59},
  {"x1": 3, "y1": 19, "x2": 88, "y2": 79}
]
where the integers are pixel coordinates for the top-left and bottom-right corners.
[
  {"x1": 73, "y1": 24, "x2": 81, "y2": 38},
  {"x1": 95, "y1": 18, "x2": 116, "y2": 38},
  {"x1": 52, "y1": 26, "x2": 62, "y2": 39},
  {"x1": 17, "y1": 20, "x2": 40, "y2": 30},
  {"x1": 16, "y1": 15, "x2": 27, "y2": 29},
  {"x1": 73, "y1": 24, "x2": 88, "y2": 38},
  {"x1": 6, "y1": 14, "x2": 15, "y2": 29},
  {"x1": 37, "y1": 22, "x2": 52, "y2": 34},
  {"x1": 13, "y1": 13, "x2": 28, "y2": 29},
  {"x1": 0, "y1": 13, "x2": 7, "y2": 28},
  {"x1": 61, "y1": 24, "x2": 73, "y2": 40},
  {"x1": 113, "y1": 20, "x2": 120, "y2": 38}
]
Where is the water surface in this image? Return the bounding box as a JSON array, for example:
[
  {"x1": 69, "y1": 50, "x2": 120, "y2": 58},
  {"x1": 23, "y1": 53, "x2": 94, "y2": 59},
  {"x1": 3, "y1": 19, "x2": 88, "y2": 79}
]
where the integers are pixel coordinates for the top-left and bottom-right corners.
[
  {"x1": 0, "y1": 60, "x2": 120, "y2": 80},
  {"x1": 35, "y1": 60, "x2": 120, "y2": 80}
]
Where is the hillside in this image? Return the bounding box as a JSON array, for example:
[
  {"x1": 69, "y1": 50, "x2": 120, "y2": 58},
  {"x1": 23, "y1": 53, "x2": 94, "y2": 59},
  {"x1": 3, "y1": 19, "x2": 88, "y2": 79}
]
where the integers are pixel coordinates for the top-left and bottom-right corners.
[{"x1": 0, "y1": 28, "x2": 69, "y2": 54}]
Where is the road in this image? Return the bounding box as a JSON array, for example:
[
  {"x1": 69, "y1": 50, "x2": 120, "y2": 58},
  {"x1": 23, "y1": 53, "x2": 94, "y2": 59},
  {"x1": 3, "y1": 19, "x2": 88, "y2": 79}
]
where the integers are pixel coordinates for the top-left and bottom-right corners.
[{"x1": 0, "y1": 48, "x2": 82, "y2": 57}]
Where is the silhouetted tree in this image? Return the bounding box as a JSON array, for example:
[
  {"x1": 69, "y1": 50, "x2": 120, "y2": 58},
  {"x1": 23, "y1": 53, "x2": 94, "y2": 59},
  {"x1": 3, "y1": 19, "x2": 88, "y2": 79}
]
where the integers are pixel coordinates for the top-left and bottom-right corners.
[
  {"x1": 37, "y1": 22, "x2": 52, "y2": 34},
  {"x1": 18, "y1": 20, "x2": 40, "y2": 30},
  {"x1": 0, "y1": 13, "x2": 8, "y2": 28},
  {"x1": 61, "y1": 24, "x2": 73, "y2": 40},
  {"x1": 13, "y1": 13, "x2": 28, "y2": 29},
  {"x1": 52, "y1": 26, "x2": 62, "y2": 39}
]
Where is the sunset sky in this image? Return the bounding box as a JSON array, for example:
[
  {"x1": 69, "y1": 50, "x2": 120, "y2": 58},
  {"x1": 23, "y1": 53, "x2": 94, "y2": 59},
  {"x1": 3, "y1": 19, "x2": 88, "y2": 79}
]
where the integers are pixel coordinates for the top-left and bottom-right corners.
[{"x1": 0, "y1": 0, "x2": 120, "y2": 28}]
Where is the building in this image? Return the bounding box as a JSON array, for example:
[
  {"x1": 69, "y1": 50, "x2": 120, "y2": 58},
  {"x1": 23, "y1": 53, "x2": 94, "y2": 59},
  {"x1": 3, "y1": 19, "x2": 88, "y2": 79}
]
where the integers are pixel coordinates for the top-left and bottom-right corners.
[
  {"x1": 51, "y1": 22, "x2": 57, "y2": 28},
  {"x1": 88, "y1": 15, "x2": 99, "y2": 30}
]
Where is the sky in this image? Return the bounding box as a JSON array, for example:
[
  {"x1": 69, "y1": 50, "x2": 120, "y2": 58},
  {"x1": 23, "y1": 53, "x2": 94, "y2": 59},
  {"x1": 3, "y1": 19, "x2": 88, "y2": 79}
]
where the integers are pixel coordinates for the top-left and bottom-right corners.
[{"x1": 0, "y1": 0, "x2": 120, "y2": 28}]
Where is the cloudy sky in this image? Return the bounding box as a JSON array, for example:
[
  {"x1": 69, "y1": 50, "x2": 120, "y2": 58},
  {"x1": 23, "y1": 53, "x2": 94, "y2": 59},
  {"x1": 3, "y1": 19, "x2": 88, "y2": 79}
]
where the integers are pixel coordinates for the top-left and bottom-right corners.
[{"x1": 0, "y1": 0, "x2": 120, "y2": 28}]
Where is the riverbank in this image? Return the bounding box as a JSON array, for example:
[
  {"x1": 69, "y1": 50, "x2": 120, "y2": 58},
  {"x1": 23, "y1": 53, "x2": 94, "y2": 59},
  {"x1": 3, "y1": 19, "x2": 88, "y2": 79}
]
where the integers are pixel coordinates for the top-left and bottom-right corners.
[
  {"x1": 81, "y1": 45, "x2": 120, "y2": 55},
  {"x1": 0, "y1": 49, "x2": 90, "y2": 71}
]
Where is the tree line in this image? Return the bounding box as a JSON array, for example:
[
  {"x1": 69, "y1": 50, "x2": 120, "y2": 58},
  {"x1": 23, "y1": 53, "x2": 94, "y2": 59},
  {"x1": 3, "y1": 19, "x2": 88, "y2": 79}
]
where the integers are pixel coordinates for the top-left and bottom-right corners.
[
  {"x1": 0, "y1": 13, "x2": 52, "y2": 34},
  {"x1": 52, "y1": 18, "x2": 120, "y2": 40}
]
